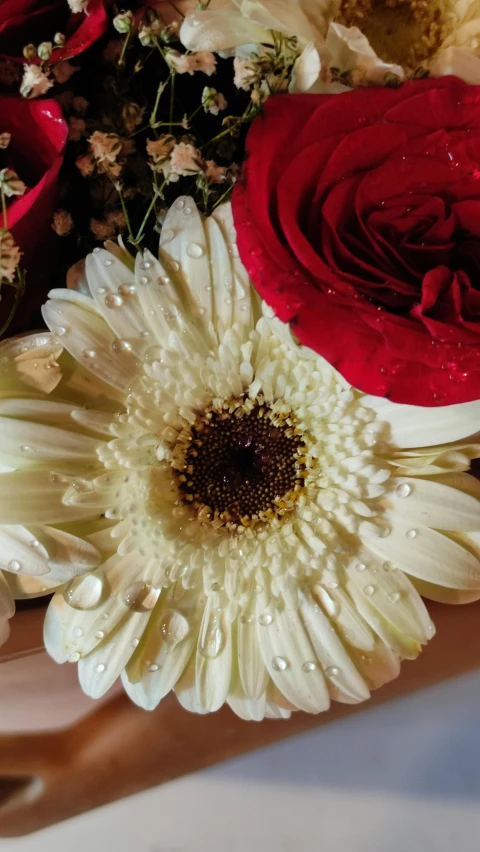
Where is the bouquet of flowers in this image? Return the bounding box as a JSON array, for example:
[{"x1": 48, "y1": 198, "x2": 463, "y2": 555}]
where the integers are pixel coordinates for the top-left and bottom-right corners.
[{"x1": 0, "y1": 0, "x2": 479, "y2": 721}]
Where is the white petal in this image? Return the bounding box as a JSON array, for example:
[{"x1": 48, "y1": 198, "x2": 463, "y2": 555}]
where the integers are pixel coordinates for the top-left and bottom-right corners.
[
  {"x1": 0, "y1": 416, "x2": 101, "y2": 468},
  {"x1": 123, "y1": 586, "x2": 200, "y2": 710},
  {"x1": 255, "y1": 593, "x2": 330, "y2": 713},
  {"x1": 237, "y1": 603, "x2": 269, "y2": 700},
  {"x1": 180, "y1": 10, "x2": 272, "y2": 52},
  {"x1": 362, "y1": 396, "x2": 480, "y2": 448},
  {"x1": 195, "y1": 599, "x2": 232, "y2": 712},
  {"x1": 289, "y1": 43, "x2": 321, "y2": 93},
  {"x1": 78, "y1": 611, "x2": 150, "y2": 699},
  {"x1": 0, "y1": 470, "x2": 95, "y2": 525},
  {"x1": 430, "y1": 46, "x2": 480, "y2": 84},
  {"x1": 361, "y1": 516, "x2": 480, "y2": 590},
  {"x1": 0, "y1": 526, "x2": 50, "y2": 576},
  {"x1": 86, "y1": 249, "x2": 148, "y2": 348},
  {"x1": 42, "y1": 298, "x2": 137, "y2": 392},
  {"x1": 384, "y1": 476, "x2": 480, "y2": 531}
]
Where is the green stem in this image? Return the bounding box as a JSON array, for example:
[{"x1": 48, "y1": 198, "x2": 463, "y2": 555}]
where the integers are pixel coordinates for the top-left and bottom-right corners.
[
  {"x1": 169, "y1": 72, "x2": 175, "y2": 133},
  {"x1": 118, "y1": 30, "x2": 131, "y2": 68},
  {"x1": 117, "y1": 187, "x2": 136, "y2": 244}
]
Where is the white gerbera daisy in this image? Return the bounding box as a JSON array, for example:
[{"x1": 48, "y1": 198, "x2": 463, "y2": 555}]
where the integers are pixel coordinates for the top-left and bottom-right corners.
[
  {"x1": 180, "y1": 0, "x2": 480, "y2": 89},
  {"x1": 1, "y1": 198, "x2": 480, "y2": 720}
]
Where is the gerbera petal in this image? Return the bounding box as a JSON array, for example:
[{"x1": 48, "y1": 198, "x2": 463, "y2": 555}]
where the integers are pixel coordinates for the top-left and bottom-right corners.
[
  {"x1": 384, "y1": 476, "x2": 480, "y2": 531},
  {"x1": 180, "y1": 10, "x2": 272, "y2": 52},
  {"x1": 42, "y1": 298, "x2": 137, "y2": 391},
  {"x1": 361, "y1": 517, "x2": 480, "y2": 591},
  {"x1": 85, "y1": 249, "x2": 148, "y2": 349},
  {"x1": 0, "y1": 416, "x2": 101, "y2": 469},
  {"x1": 362, "y1": 396, "x2": 480, "y2": 448},
  {"x1": 78, "y1": 610, "x2": 150, "y2": 699},
  {"x1": 195, "y1": 600, "x2": 233, "y2": 712},
  {"x1": 237, "y1": 601, "x2": 269, "y2": 700},
  {"x1": 227, "y1": 687, "x2": 268, "y2": 721},
  {"x1": 255, "y1": 592, "x2": 330, "y2": 713},
  {"x1": 0, "y1": 470, "x2": 96, "y2": 525}
]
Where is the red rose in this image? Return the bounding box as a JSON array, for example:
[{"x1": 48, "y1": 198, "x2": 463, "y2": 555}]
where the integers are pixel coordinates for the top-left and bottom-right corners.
[
  {"x1": 0, "y1": 97, "x2": 67, "y2": 329},
  {"x1": 0, "y1": 0, "x2": 107, "y2": 64},
  {"x1": 233, "y1": 77, "x2": 480, "y2": 406}
]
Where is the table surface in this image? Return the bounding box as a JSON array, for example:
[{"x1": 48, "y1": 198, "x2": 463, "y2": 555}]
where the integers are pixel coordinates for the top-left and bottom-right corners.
[{"x1": 3, "y1": 666, "x2": 480, "y2": 852}]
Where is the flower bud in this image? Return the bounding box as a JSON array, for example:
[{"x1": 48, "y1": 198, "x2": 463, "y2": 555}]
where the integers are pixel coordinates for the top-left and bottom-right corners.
[
  {"x1": 38, "y1": 42, "x2": 53, "y2": 61},
  {"x1": 23, "y1": 44, "x2": 37, "y2": 61},
  {"x1": 113, "y1": 11, "x2": 134, "y2": 34},
  {"x1": 0, "y1": 168, "x2": 26, "y2": 197}
]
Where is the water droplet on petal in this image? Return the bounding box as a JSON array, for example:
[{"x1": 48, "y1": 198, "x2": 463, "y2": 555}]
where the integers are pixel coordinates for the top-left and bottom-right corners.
[
  {"x1": 140, "y1": 261, "x2": 151, "y2": 270},
  {"x1": 198, "y1": 611, "x2": 225, "y2": 659},
  {"x1": 259, "y1": 612, "x2": 274, "y2": 626},
  {"x1": 158, "y1": 276, "x2": 170, "y2": 286},
  {"x1": 94, "y1": 630, "x2": 105, "y2": 640},
  {"x1": 396, "y1": 482, "x2": 412, "y2": 499},
  {"x1": 184, "y1": 206, "x2": 193, "y2": 216},
  {"x1": 19, "y1": 445, "x2": 30, "y2": 453},
  {"x1": 147, "y1": 663, "x2": 159, "y2": 672},
  {"x1": 112, "y1": 338, "x2": 132, "y2": 353},
  {"x1": 95, "y1": 663, "x2": 106, "y2": 673},
  {"x1": 355, "y1": 563, "x2": 366, "y2": 572},
  {"x1": 69, "y1": 652, "x2": 80, "y2": 663},
  {"x1": 383, "y1": 561, "x2": 394, "y2": 572},
  {"x1": 160, "y1": 609, "x2": 190, "y2": 647},
  {"x1": 82, "y1": 349, "x2": 96, "y2": 359},
  {"x1": 53, "y1": 326, "x2": 66, "y2": 337},
  {"x1": 123, "y1": 582, "x2": 159, "y2": 612},
  {"x1": 406, "y1": 528, "x2": 417, "y2": 539},
  {"x1": 119, "y1": 283, "x2": 136, "y2": 296},
  {"x1": 103, "y1": 259, "x2": 113, "y2": 268},
  {"x1": 388, "y1": 592, "x2": 401, "y2": 604},
  {"x1": 186, "y1": 242, "x2": 204, "y2": 259},
  {"x1": 363, "y1": 585, "x2": 375, "y2": 597},
  {"x1": 302, "y1": 661, "x2": 317, "y2": 673},
  {"x1": 63, "y1": 573, "x2": 105, "y2": 611},
  {"x1": 170, "y1": 260, "x2": 180, "y2": 272},
  {"x1": 139, "y1": 276, "x2": 148, "y2": 285},
  {"x1": 326, "y1": 666, "x2": 340, "y2": 677},
  {"x1": 105, "y1": 293, "x2": 123, "y2": 309},
  {"x1": 73, "y1": 627, "x2": 84, "y2": 638},
  {"x1": 272, "y1": 655, "x2": 289, "y2": 672}
]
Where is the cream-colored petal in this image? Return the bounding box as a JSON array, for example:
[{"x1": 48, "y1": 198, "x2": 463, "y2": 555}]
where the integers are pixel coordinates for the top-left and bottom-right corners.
[
  {"x1": 180, "y1": 10, "x2": 272, "y2": 52},
  {"x1": 0, "y1": 471, "x2": 96, "y2": 525},
  {"x1": 362, "y1": 396, "x2": 480, "y2": 448},
  {"x1": 383, "y1": 476, "x2": 480, "y2": 532}
]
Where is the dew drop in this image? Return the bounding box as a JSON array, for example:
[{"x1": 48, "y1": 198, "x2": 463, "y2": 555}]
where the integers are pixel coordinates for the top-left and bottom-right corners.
[
  {"x1": 111, "y1": 338, "x2": 132, "y2": 353},
  {"x1": 94, "y1": 630, "x2": 105, "y2": 640},
  {"x1": 259, "y1": 612, "x2": 274, "y2": 626},
  {"x1": 158, "y1": 276, "x2": 170, "y2": 286},
  {"x1": 139, "y1": 276, "x2": 148, "y2": 285},
  {"x1": 184, "y1": 206, "x2": 193, "y2": 216},
  {"x1": 30, "y1": 539, "x2": 40, "y2": 549},
  {"x1": 69, "y1": 652, "x2": 81, "y2": 663},
  {"x1": 170, "y1": 260, "x2": 180, "y2": 272},
  {"x1": 82, "y1": 349, "x2": 96, "y2": 359},
  {"x1": 383, "y1": 561, "x2": 395, "y2": 572},
  {"x1": 377, "y1": 524, "x2": 391, "y2": 538},
  {"x1": 19, "y1": 445, "x2": 30, "y2": 452},
  {"x1": 123, "y1": 582, "x2": 159, "y2": 612},
  {"x1": 119, "y1": 283, "x2": 136, "y2": 296},
  {"x1": 388, "y1": 592, "x2": 401, "y2": 604},
  {"x1": 198, "y1": 611, "x2": 225, "y2": 659},
  {"x1": 211, "y1": 581, "x2": 221, "y2": 592},
  {"x1": 396, "y1": 482, "x2": 412, "y2": 499},
  {"x1": 426, "y1": 622, "x2": 435, "y2": 638},
  {"x1": 73, "y1": 627, "x2": 84, "y2": 638},
  {"x1": 326, "y1": 666, "x2": 340, "y2": 677},
  {"x1": 186, "y1": 242, "x2": 204, "y2": 259},
  {"x1": 302, "y1": 661, "x2": 317, "y2": 673},
  {"x1": 363, "y1": 585, "x2": 375, "y2": 597},
  {"x1": 406, "y1": 528, "x2": 418, "y2": 539},
  {"x1": 95, "y1": 663, "x2": 106, "y2": 673},
  {"x1": 160, "y1": 609, "x2": 190, "y2": 647},
  {"x1": 272, "y1": 655, "x2": 289, "y2": 672},
  {"x1": 8, "y1": 559, "x2": 21, "y2": 573},
  {"x1": 131, "y1": 638, "x2": 140, "y2": 648},
  {"x1": 53, "y1": 326, "x2": 66, "y2": 337},
  {"x1": 63, "y1": 573, "x2": 105, "y2": 611},
  {"x1": 140, "y1": 261, "x2": 151, "y2": 270},
  {"x1": 355, "y1": 563, "x2": 366, "y2": 572},
  {"x1": 103, "y1": 259, "x2": 113, "y2": 267},
  {"x1": 93, "y1": 247, "x2": 101, "y2": 254},
  {"x1": 105, "y1": 293, "x2": 124, "y2": 309},
  {"x1": 254, "y1": 584, "x2": 263, "y2": 594},
  {"x1": 147, "y1": 663, "x2": 159, "y2": 672},
  {"x1": 327, "y1": 580, "x2": 339, "y2": 590},
  {"x1": 240, "y1": 614, "x2": 254, "y2": 624}
]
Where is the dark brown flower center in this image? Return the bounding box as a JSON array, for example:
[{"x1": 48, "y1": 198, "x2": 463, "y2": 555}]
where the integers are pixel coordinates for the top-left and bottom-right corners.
[
  {"x1": 337, "y1": 0, "x2": 451, "y2": 71},
  {"x1": 178, "y1": 399, "x2": 307, "y2": 527}
]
